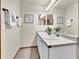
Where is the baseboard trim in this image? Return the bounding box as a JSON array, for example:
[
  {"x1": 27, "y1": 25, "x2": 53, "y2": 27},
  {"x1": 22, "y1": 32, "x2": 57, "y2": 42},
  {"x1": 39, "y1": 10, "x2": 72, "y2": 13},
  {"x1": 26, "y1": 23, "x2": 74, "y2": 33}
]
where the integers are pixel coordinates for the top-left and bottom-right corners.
[
  {"x1": 13, "y1": 48, "x2": 20, "y2": 59},
  {"x1": 20, "y1": 46, "x2": 37, "y2": 49}
]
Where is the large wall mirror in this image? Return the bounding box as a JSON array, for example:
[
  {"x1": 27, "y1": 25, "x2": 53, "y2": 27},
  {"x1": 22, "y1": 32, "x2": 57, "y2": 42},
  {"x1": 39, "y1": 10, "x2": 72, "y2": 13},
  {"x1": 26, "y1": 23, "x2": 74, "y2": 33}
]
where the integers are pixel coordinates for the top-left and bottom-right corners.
[
  {"x1": 38, "y1": 14, "x2": 53, "y2": 25},
  {"x1": 38, "y1": 0, "x2": 78, "y2": 35}
]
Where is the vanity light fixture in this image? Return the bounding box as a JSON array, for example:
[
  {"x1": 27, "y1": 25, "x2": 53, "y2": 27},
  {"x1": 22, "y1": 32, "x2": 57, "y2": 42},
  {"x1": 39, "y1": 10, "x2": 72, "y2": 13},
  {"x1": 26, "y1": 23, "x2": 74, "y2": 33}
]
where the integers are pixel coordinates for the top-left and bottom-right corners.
[
  {"x1": 40, "y1": 13, "x2": 45, "y2": 19},
  {"x1": 40, "y1": 0, "x2": 57, "y2": 19},
  {"x1": 45, "y1": 0, "x2": 57, "y2": 11}
]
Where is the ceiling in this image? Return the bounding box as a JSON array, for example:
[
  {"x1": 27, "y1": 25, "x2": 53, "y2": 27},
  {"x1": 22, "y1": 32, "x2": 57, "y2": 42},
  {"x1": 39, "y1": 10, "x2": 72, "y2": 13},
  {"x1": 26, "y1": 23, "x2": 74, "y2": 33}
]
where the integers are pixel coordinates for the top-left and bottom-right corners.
[
  {"x1": 20, "y1": 0, "x2": 78, "y2": 9},
  {"x1": 53, "y1": 0, "x2": 78, "y2": 9},
  {"x1": 20, "y1": 0, "x2": 51, "y2": 7}
]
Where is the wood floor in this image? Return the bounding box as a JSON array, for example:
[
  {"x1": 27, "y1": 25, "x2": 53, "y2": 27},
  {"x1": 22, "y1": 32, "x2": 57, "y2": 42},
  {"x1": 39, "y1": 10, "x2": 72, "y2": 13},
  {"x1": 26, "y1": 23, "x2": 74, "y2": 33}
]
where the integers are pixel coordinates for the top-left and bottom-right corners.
[{"x1": 14, "y1": 47, "x2": 40, "y2": 59}]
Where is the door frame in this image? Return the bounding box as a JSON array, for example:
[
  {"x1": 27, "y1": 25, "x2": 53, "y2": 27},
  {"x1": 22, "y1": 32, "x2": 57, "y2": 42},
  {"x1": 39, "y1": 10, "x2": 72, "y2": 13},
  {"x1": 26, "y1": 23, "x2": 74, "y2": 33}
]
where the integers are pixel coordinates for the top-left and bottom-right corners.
[{"x1": 0, "y1": 0, "x2": 1, "y2": 58}]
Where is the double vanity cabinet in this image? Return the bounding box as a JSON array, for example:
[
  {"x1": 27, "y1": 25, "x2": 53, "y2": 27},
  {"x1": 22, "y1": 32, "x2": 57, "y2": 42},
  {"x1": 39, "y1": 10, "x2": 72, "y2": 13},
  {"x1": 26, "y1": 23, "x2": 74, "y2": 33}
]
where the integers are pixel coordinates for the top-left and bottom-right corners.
[{"x1": 36, "y1": 32, "x2": 77, "y2": 59}]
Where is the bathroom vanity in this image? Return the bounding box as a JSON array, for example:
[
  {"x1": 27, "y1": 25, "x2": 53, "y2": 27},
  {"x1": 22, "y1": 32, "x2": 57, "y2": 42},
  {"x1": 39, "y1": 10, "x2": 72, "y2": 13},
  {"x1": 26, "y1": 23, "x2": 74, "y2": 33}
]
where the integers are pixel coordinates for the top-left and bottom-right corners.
[{"x1": 36, "y1": 32, "x2": 77, "y2": 59}]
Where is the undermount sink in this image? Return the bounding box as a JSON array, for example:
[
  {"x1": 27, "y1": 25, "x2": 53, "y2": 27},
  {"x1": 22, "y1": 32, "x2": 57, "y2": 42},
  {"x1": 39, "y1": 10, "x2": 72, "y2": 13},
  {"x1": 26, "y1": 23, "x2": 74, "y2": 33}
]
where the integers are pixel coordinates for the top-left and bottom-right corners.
[{"x1": 42, "y1": 35, "x2": 54, "y2": 39}]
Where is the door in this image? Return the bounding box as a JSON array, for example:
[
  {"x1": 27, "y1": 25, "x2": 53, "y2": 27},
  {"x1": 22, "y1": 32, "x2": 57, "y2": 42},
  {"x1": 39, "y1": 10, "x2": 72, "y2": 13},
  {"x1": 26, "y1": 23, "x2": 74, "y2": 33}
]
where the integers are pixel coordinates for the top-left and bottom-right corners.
[{"x1": 0, "y1": 0, "x2": 1, "y2": 59}]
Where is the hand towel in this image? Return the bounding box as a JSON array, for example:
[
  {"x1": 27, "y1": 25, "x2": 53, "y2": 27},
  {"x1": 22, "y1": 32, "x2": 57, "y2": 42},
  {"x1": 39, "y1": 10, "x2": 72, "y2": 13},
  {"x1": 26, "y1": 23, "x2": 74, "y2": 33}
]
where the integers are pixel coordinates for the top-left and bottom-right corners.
[
  {"x1": 66, "y1": 20, "x2": 71, "y2": 27},
  {"x1": 9, "y1": 11, "x2": 16, "y2": 26},
  {"x1": 16, "y1": 17, "x2": 21, "y2": 27}
]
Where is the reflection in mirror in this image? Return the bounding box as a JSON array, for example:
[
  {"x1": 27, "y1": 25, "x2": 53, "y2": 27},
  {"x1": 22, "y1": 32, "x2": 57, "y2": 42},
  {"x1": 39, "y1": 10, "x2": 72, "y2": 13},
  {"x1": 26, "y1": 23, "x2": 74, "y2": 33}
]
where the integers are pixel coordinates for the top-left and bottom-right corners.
[
  {"x1": 38, "y1": 14, "x2": 53, "y2": 25},
  {"x1": 38, "y1": 14, "x2": 46, "y2": 25},
  {"x1": 47, "y1": 14, "x2": 53, "y2": 25},
  {"x1": 38, "y1": 0, "x2": 78, "y2": 35}
]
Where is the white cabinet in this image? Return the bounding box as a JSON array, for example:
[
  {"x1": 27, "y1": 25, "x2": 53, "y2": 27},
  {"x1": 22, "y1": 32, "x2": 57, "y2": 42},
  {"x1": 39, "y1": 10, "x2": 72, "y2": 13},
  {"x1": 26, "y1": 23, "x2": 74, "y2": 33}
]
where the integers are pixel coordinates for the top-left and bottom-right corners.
[
  {"x1": 37, "y1": 35, "x2": 76, "y2": 59},
  {"x1": 49, "y1": 45, "x2": 76, "y2": 59},
  {"x1": 37, "y1": 35, "x2": 48, "y2": 59},
  {"x1": 37, "y1": 35, "x2": 43, "y2": 59},
  {"x1": 42, "y1": 40, "x2": 48, "y2": 59}
]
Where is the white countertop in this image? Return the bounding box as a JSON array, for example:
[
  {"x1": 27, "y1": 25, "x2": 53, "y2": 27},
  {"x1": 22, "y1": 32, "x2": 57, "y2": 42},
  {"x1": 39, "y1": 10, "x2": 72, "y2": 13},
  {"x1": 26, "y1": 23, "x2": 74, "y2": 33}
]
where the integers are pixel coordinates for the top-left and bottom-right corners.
[
  {"x1": 59, "y1": 33, "x2": 78, "y2": 38},
  {"x1": 37, "y1": 32, "x2": 77, "y2": 47}
]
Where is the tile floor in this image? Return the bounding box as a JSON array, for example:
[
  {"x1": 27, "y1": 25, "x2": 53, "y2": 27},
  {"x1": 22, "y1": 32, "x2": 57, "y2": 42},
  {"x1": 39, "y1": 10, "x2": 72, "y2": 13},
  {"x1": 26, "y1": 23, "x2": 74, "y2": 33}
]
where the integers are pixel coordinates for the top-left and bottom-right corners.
[{"x1": 14, "y1": 47, "x2": 40, "y2": 59}]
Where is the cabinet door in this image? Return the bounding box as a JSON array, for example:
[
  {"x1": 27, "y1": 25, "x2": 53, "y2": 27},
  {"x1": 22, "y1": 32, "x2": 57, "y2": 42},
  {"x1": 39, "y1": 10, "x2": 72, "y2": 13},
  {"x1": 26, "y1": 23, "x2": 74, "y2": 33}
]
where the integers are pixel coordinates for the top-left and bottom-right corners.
[
  {"x1": 49, "y1": 45, "x2": 76, "y2": 59},
  {"x1": 37, "y1": 35, "x2": 48, "y2": 59},
  {"x1": 42, "y1": 41, "x2": 48, "y2": 59},
  {"x1": 37, "y1": 36, "x2": 43, "y2": 59}
]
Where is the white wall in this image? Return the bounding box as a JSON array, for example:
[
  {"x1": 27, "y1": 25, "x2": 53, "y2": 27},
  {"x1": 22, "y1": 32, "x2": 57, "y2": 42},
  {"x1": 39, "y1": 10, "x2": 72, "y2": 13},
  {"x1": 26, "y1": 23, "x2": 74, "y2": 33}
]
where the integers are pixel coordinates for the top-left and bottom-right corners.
[
  {"x1": 1, "y1": 0, "x2": 20, "y2": 59},
  {"x1": 64, "y1": 2, "x2": 78, "y2": 35},
  {"x1": 20, "y1": 5, "x2": 65, "y2": 47}
]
